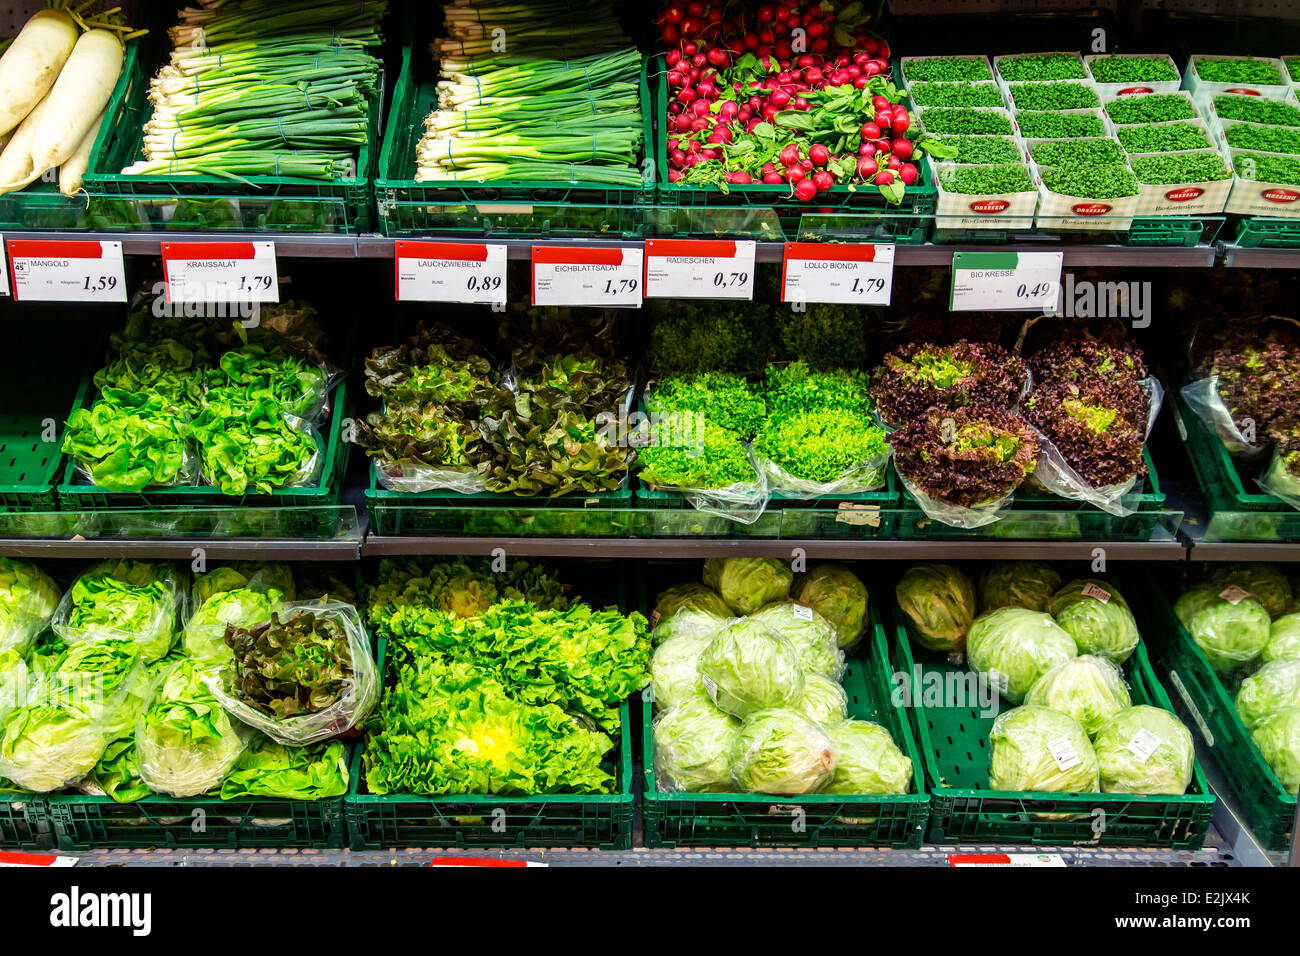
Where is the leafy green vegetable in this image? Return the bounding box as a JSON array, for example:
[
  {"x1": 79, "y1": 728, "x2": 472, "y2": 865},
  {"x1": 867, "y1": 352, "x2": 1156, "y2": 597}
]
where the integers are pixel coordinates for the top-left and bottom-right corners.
[
  {"x1": 1250, "y1": 708, "x2": 1300, "y2": 793},
  {"x1": 366, "y1": 557, "x2": 570, "y2": 633},
  {"x1": 980, "y1": 562, "x2": 1063, "y2": 614},
  {"x1": 791, "y1": 672, "x2": 849, "y2": 725},
  {"x1": 763, "y1": 363, "x2": 873, "y2": 419},
  {"x1": 1129, "y1": 152, "x2": 1231, "y2": 185},
  {"x1": 55, "y1": 560, "x2": 180, "y2": 663},
  {"x1": 646, "y1": 373, "x2": 766, "y2": 438},
  {"x1": 747, "y1": 602, "x2": 843, "y2": 677},
  {"x1": 699, "y1": 619, "x2": 804, "y2": 718},
  {"x1": 1265, "y1": 613, "x2": 1300, "y2": 663},
  {"x1": 1049, "y1": 579, "x2": 1139, "y2": 663},
  {"x1": 728, "y1": 709, "x2": 837, "y2": 794},
  {"x1": 1116, "y1": 122, "x2": 1213, "y2": 154},
  {"x1": 220, "y1": 737, "x2": 348, "y2": 800},
  {"x1": 191, "y1": 395, "x2": 318, "y2": 495},
  {"x1": 82, "y1": 735, "x2": 150, "y2": 803},
  {"x1": 0, "y1": 558, "x2": 61, "y2": 653},
  {"x1": 988, "y1": 705, "x2": 1099, "y2": 792},
  {"x1": 1008, "y1": 82, "x2": 1100, "y2": 112},
  {"x1": 1015, "y1": 112, "x2": 1105, "y2": 140},
  {"x1": 1237, "y1": 658, "x2": 1300, "y2": 728},
  {"x1": 794, "y1": 564, "x2": 869, "y2": 648},
  {"x1": 905, "y1": 57, "x2": 992, "y2": 83},
  {"x1": 967, "y1": 607, "x2": 1078, "y2": 704},
  {"x1": 704, "y1": 558, "x2": 793, "y2": 615},
  {"x1": 1088, "y1": 55, "x2": 1179, "y2": 83},
  {"x1": 195, "y1": 562, "x2": 296, "y2": 605},
  {"x1": 652, "y1": 583, "x2": 732, "y2": 624},
  {"x1": 773, "y1": 306, "x2": 870, "y2": 369},
  {"x1": 896, "y1": 563, "x2": 977, "y2": 654},
  {"x1": 1093, "y1": 706, "x2": 1194, "y2": 794},
  {"x1": 637, "y1": 419, "x2": 755, "y2": 490},
  {"x1": 1194, "y1": 56, "x2": 1284, "y2": 85},
  {"x1": 909, "y1": 81, "x2": 1002, "y2": 108},
  {"x1": 1039, "y1": 164, "x2": 1140, "y2": 200},
  {"x1": 650, "y1": 630, "x2": 713, "y2": 712},
  {"x1": 1208, "y1": 564, "x2": 1293, "y2": 618},
  {"x1": 825, "y1": 720, "x2": 913, "y2": 795},
  {"x1": 929, "y1": 134, "x2": 1023, "y2": 164},
  {"x1": 62, "y1": 394, "x2": 193, "y2": 493},
  {"x1": 1105, "y1": 94, "x2": 1197, "y2": 125},
  {"x1": 757, "y1": 408, "x2": 887, "y2": 486},
  {"x1": 1175, "y1": 584, "x2": 1271, "y2": 673},
  {"x1": 938, "y1": 163, "x2": 1036, "y2": 194},
  {"x1": 649, "y1": 301, "x2": 773, "y2": 374},
  {"x1": 998, "y1": 53, "x2": 1087, "y2": 82},
  {"x1": 652, "y1": 694, "x2": 741, "y2": 792},
  {"x1": 1024, "y1": 655, "x2": 1131, "y2": 736},
  {"x1": 1030, "y1": 138, "x2": 1127, "y2": 166},
  {"x1": 183, "y1": 587, "x2": 284, "y2": 663},
  {"x1": 921, "y1": 108, "x2": 1014, "y2": 136},
  {"x1": 1214, "y1": 94, "x2": 1300, "y2": 128}
]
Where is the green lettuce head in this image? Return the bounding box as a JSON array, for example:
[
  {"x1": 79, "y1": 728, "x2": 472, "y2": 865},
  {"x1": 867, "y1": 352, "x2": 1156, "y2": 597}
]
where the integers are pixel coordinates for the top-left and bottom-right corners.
[
  {"x1": 1236, "y1": 658, "x2": 1300, "y2": 729},
  {"x1": 194, "y1": 562, "x2": 296, "y2": 605},
  {"x1": 895, "y1": 563, "x2": 976, "y2": 654},
  {"x1": 703, "y1": 558, "x2": 794, "y2": 615},
  {"x1": 55, "y1": 560, "x2": 180, "y2": 663},
  {"x1": 979, "y1": 561, "x2": 1062, "y2": 614},
  {"x1": 650, "y1": 607, "x2": 730, "y2": 646},
  {"x1": 649, "y1": 631, "x2": 713, "y2": 712},
  {"x1": 988, "y1": 705, "x2": 1100, "y2": 792},
  {"x1": 825, "y1": 719, "x2": 913, "y2": 795},
  {"x1": 793, "y1": 563, "x2": 869, "y2": 648},
  {"x1": 0, "y1": 650, "x2": 28, "y2": 723},
  {"x1": 1176, "y1": 586, "x2": 1270, "y2": 674},
  {"x1": 1093, "y1": 705, "x2": 1194, "y2": 795},
  {"x1": 1264, "y1": 613, "x2": 1300, "y2": 663},
  {"x1": 791, "y1": 672, "x2": 849, "y2": 726},
  {"x1": 0, "y1": 558, "x2": 61, "y2": 653},
  {"x1": 653, "y1": 582, "x2": 733, "y2": 622},
  {"x1": 699, "y1": 619, "x2": 804, "y2": 718},
  {"x1": 729, "y1": 708, "x2": 838, "y2": 794},
  {"x1": 967, "y1": 607, "x2": 1078, "y2": 704},
  {"x1": 1208, "y1": 564, "x2": 1293, "y2": 619},
  {"x1": 652, "y1": 694, "x2": 742, "y2": 792},
  {"x1": 1049, "y1": 579, "x2": 1139, "y2": 664},
  {"x1": 1250, "y1": 708, "x2": 1300, "y2": 793},
  {"x1": 748, "y1": 601, "x2": 843, "y2": 677},
  {"x1": 182, "y1": 587, "x2": 284, "y2": 663},
  {"x1": 1024, "y1": 655, "x2": 1132, "y2": 737}
]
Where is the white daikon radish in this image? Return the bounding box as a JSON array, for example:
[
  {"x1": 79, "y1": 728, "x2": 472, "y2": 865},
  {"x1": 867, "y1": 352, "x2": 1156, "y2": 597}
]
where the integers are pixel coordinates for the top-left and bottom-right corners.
[
  {"x1": 0, "y1": 92, "x2": 54, "y2": 194},
  {"x1": 59, "y1": 110, "x2": 105, "y2": 196},
  {"x1": 28, "y1": 29, "x2": 123, "y2": 175},
  {"x1": 0, "y1": 10, "x2": 79, "y2": 137}
]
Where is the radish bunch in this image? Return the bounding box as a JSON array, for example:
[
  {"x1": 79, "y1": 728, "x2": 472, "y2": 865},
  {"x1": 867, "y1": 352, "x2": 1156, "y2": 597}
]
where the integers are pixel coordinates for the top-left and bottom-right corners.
[{"x1": 658, "y1": 0, "x2": 935, "y2": 201}]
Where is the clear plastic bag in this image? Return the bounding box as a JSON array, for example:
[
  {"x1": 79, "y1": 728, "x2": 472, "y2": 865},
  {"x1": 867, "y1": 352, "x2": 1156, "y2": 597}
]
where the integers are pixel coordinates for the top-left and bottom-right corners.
[
  {"x1": 52, "y1": 561, "x2": 183, "y2": 664},
  {"x1": 0, "y1": 559, "x2": 62, "y2": 654},
  {"x1": 1180, "y1": 376, "x2": 1270, "y2": 459},
  {"x1": 73, "y1": 439, "x2": 203, "y2": 492},
  {"x1": 898, "y1": 473, "x2": 1017, "y2": 529},
  {"x1": 206, "y1": 601, "x2": 379, "y2": 746},
  {"x1": 197, "y1": 413, "x2": 324, "y2": 494},
  {"x1": 1258, "y1": 449, "x2": 1300, "y2": 511},
  {"x1": 373, "y1": 461, "x2": 488, "y2": 494},
  {"x1": 646, "y1": 444, "x2": 771, "y2": 525},
  {"x1": 753, "y1": 447, "x2": 889, "y2": 499}
]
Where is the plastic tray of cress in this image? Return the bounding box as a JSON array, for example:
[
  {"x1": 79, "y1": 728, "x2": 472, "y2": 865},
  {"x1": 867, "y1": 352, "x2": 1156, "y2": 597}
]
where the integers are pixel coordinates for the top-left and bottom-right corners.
[
  {"x1": 1011, "y1": 106, "x2": 1115, "y2": 143},
  {"x1": 1085, "y1": 53, "x2": 1183, "y2": 98},
  {"x1": 1027, "y1": 155, "x2": 1140, "y2": 232},
  {"x1": 1182, "y1": 55, "x2": 1292, "y2": 104},
  {"x1": 927, "y1": 157, "x2": 1038, "y2": 231},
  {"x1": 1222, "y1": 147, "x2": 1300, "y2": 217},
  {"x1": 898, "y1": 54, "x2": 995, "y2": 90},
  {"x1": 1123, "y1": 149, "x2": 1231, "y2": 216}
]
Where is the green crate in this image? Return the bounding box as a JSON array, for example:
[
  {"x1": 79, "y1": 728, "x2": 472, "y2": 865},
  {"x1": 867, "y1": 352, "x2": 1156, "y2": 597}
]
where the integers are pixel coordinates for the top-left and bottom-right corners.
[
  {"x1": 345, "y1": 638, "x2": 634, "y2": 850},
  {"x1": 933, "y1": 216, "x2": 1219, "y2": 247},
  {"x1": 0, "y1": 356, "x2": 89, "y2": 513},
  {"x1": 375, "y1": 44, "x2": 654, "y2": 237},
  {"x1": 1231, "y1": 216, "x2": 1300, "y2": 249},
  {"x1": 57, "y1": 382, "x2": 351, "y2": 515},
  {"x1": 891, "y1": 601, "x2": 1215, "y2": 848},
  {"x1": 81, "y1": 49, "x2": 379, "y2": 234},
  {"x1": 642, "y1": 604, "x2": 929, "y2": 848},
  {"x1": 653, "y1": 57, "x2": 937, "y2": 242},
  {"x1": 1136, "y1": 579, "x2": 1297, "y2": 852},
  {"x1": 0, "y1": 793, "x2": 55, "y2": 850}
]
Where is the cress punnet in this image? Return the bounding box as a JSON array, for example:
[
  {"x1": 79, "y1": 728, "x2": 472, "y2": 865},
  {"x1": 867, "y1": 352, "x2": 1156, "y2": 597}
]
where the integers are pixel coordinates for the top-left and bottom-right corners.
[{"x1": 1093, "y1": 706, "x2": 1195, "y2": 795}]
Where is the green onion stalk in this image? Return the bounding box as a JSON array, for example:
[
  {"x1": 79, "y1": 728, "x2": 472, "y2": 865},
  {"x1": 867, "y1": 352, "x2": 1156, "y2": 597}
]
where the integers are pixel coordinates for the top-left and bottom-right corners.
[{"x1": 432, "y1": 0, "x2": 632, "y2": 59}]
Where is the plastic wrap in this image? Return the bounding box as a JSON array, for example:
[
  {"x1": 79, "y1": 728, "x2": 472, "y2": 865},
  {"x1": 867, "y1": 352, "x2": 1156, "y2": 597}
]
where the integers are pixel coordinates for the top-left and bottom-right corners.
[
  {"x1": 1024, "y1": 655, "x2": 1132, "y2": 736},
  {"x1": 988, "y1": 705, "x2": 1100, "y2": 793},
  {"x1": 651, "y1": 695, "x2": 741, "y2": 793},
  {"x1": 753, "y1": 446, "x2": 889, "y2": 499},
  {"x1": 207, "y1": 601, "x2": 378, "y2": 746},
  {"x1": 198, "y1": 413, "x2": 324, "y2": 494},
  {"x1": 52, "y1": 561, "x2": 183, "y2": 663},
  {"x1": 698, "y1": 620, "x2": 804, "y2": 718},
  {"x1": 1180, "y1": 376, "x2": 1269, "y2": 458},
  {"x1": 899, "y1": 473, "x2": 1018, "y2": 529},
  {"x1": 374, "y1": 460, "x2": 488, "y2": 494},
  {"x1": 728, "y1": 709, "x2": 839, "y2": 795},
  {"x1": 1257, "y1": 449, "x2": 1300, "y2": 511},
  {"x1": 0, "y1": 559, "x2": 62, "y2": 654}
]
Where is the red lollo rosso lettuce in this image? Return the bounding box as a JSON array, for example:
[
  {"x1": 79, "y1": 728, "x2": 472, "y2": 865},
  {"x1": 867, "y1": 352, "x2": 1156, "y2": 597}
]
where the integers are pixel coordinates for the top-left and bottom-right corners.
[
  {"x1": 871, "y1": 341, "x2": 1028, "y2": 424},
  {"x1": 890, "y1": 403, "x2": 1039, "y2": 507},
  {"x1": 1025, "y1": 379, "x2": 1148, "y2": 487}
]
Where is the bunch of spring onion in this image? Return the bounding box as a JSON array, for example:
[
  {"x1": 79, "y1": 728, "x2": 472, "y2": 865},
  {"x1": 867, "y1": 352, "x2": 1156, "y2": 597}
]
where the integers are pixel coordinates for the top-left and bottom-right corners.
[
  {"x1": 122, "y1": 0, "x2": 385, "y2": 181},
  {"x1": 416, "y1": 48, "x2": 644, "y2": 184},
  {"x1": 432, "y1": 0, "x2": 632, "y2": 60}
]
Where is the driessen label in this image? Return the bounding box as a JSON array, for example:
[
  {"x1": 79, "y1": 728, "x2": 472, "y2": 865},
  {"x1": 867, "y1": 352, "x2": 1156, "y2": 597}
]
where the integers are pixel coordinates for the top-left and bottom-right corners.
[
  {"x1": 1225, "y1": 88, "x2": 1262, "y2": 95},
  {"x1": 1072, "y1": 203, "x2": 1112, "y2": 216},
  {"x1": 1263, "y1": 188, "x2": 1300, "y2": 203},
  {"x1": 1117, "y1": 86, "x2": 1154, "y2": 95},
  {"x1": 970, "y1": 199, "x2": 1010, "y2": 214},
  {"x1": 1165, "y1": 187, "x2": 1204, "y2": 202}
]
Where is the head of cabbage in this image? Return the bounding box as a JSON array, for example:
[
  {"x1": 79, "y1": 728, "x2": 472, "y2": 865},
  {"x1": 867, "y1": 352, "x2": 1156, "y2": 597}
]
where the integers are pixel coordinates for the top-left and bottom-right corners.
[
  {"x1": 729, "y1": 708, "x2": 838, "y2": 794},
  {"x1": 1092, "y1": 705, "x2": 1194, "y2": 795},
  {"x1": 1264, "y1": 613, "x2": 1300, "y2": 664},
  {"x1": 652, "y1": 582, "x2": 733, "y2": 623},
  {"x1": 0, "y1": 557, "x2": 61, "y2": 653},
  {"x1": 978, "y1": 561, "x2": 1062, "y2": 614},
  {"x1": 1236, "y1": 657, "x2": 1300, "y2": 729},
  {"x1": 794, "y1": 564, "x2": 869, "y2": 648},
  {"x1": 194, "y1": 561, "x2": 296, "y2": 606},
  {"x1": 650, "y1": 606, "x2": 731, "y2": 646},
  {"x1": 649, "y1": 631, "x2": 713, "y2": 712},
  {"x1": 1250, "y1": 707, "x2": 1300, "y2": 794},
  {"x1": 703, "y1": 558, "x2": 793, "y2": 616},
  {"x1": 1208, "y1": 564, "x2": 1293, "y2": 619},
  {"x1": 790, "y1": 672, "x2": 849, "y2": 726},
  {"x1": 747, "y1": 601, "x2": 843, "y2": 678},
  {"x1": 895, "y1": 563, "x2": 976, "y2": 655},
  {"x1": 1175, "y1": 585, "x2": 1270, "y2": 674},
  {"x1": 988, "y1": 705, "x2": 1099, "y2": 793},
  {"x1": 824, "y1": 719, "x2": 913, "y2": 795},
  {"x1": 1049, "y1": 579, "x2": 1139, "y2": 664},
  {"x1": 1024, "y1": 655, "x2": 1131, "y2": 737},
  {"x1": 0, "y1": 649, "x2": 28, "y2": 723},
  {"x1": 652, "y1": 694, "x2": 741, "y2": 792},
  {"x1": 698, "y1": 619, "x2": 804, "y2": 718},
  {"x1": 967, "y1": 607, "x2": 1078, "y2": 704}
]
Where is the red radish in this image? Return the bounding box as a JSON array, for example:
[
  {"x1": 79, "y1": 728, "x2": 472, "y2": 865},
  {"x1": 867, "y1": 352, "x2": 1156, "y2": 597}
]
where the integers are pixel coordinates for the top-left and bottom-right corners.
[
  {"x1": 864, "y1": 60, "x2": 883, "y2": 76},
  {"x1": 861, "y1": 122, "x2": 881, "y2": 141},
  {"x1": 702, "y1": 147, "x2": 720, "y2": 160},
  {"x1": 899, "y1": 163, "x2": 918, "y2": 185},
  {"x1": 746, "y1": 117, "x2": 763, "y2": 133},
  {"x1": 757, "y1": 4, "x2": 776, "y2": 23},
  {"x1": 808, "y1": 143, "x2": 829, "y2": 167},
  {"x1": 891, "y1": 138, "x2": 914, "y2": 160},
  {"x1": 803, "y1": 67, "x2": 823, "y2": 84},
  {"x1": 762, "y1": 104, "x2": 779, "y2": 121},
  {"x1": 878, "y1": 41, "x2": 891, "y2": 59},
  {"x1": 801, "y1": 158, "x2": 813, "y2": 170},
  {"x1": 675, "y1": 114, "x2": 692, "y2": 133},
  {"x1": 795, "y1": 178, "x2": 818, "y2": 200},
  {"x1": 853, "y1": 77, "x2": 868, "y2": 88},
  {"x1": 669, "y1": 169, "x2": 682, "y2": 182},
  {"x1": 793, "y1": 96, "x2": 809, "y2": 110},
  {"x1": 858, "y1": 143, "x2": 874, "y2": 156},
  {"x1": 691, "y1": 99, "x2": 711, "y2": 117},
  {"x1": 707, "y1": 48, "x2": 730, "y2": 68},
  {"x1": 786, "y1": 166, "x2": 805, "y2": 183},
  {"x1": 857, "y1": 156, "x2": 878, "y2": 178},
  {"x1": 762, "y1": 162, "x2": 777, "y2": 175},
  {"x1": 892, "y1": 112, "x2": 911, "y2": 134},
  {"x1": 665, "y1": 6, "x2": 684, "y2": 24},
  {"x1": 662, "y1": 25, "x2": 680, "y2": 44},
  {"x1": 744, "y1": 32, "x2": 759, "y2": 50},
  {"x1": 874, "y1": 170, "x2": 895, "y2": 186},
  {"x1": 682, "y1": 41, "x2": 697, "y2": 55},
  {"x1": 726, "y1": 170, "x2": 752, "y2": 184},
  {"x1": 762, "y1": 171, "x2": 784, "y2": 184},
  {"x1": 812, "y1": 170, "x2": 834, "y2": 191},
  {"x1": 887, "y1": 154, "x2": 901, "y2": 169},
  {"x1": 690, "y1": 116, "x2": 710, "y2": 132},
  {"x1": 875, "y1": 110, "x2": 893, "y2": 129},
  {"x1": 871, "y1": 94, "x2": 890, "y2": 112},
  {"x1": 770, "y1": 88, "x2": 791, "y2": 108},
  {"x1": 678, "y1": 86, "x2": 696, "y2": 104},
  {"x1": 671, "y1": 149, "x2": 687, "y2": 165},
  {"x1": 666, "y1": 49, "x2": 683, "y2": 68},
  {"x1": 864, "y1": 38, "x2": 879, "y2": 55},
  {"x1": 687, "y1": 1, "x2": 704, "y2": 16},
  {"x1": 691, "y1": 52, "x2": 707, "y2": 68},
  {"x1": 779, "y1": 143, "x2": 800, "y2": 166}
]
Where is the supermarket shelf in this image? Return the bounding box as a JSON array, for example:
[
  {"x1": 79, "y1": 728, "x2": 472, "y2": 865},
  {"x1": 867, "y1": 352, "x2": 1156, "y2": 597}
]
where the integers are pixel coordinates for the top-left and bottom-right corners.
[
  {"x1": 1181, "y1": 518, "x2": 1300, "y2": 561},
  {"x1": 1219, "y1": 245, "x2": 1300, "y2": 270},
  {"x1": 0, "y1": 537, "x2": 361, "y2": 560},
  {"x1": 5, "y1": 231, "x2": 363, "y2": 259},
  {"x1": 892, "y1": 243, "x2": 1218, "y2": 268},
  {"x1": 1195, "y1": 740, "x2": 1290, "y2": 868}
]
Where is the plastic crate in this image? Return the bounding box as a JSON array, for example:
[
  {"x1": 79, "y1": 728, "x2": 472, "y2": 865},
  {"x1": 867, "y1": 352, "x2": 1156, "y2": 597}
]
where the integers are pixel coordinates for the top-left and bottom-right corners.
[
  {"x1": 891, "y1": 601, "x2": 1216, "y2": 848},
  {"x1": 0, "y1": 356, "x2": 89, "y2": 513},
  {"x1": 346, "y1": 639, "x2": 634, "y2": 850},
  {"x1": 1230, "y1": 215, "x2": 1300, "y2": 248},
  {"x1": 58, "y1": 383, "x2": 351, "y2": 515},
  {"x1": 642, "y1": 606, "x2": 929, "y2": 848},
  {"x1": 934, "y1": 216, "x2": 1219, "y2": 246},
  {"x1": 375, "y1": 44, "x2": 653, "y2": 237},
  {"x1": 1136, "y1": 579, "x2": 1297, "y2": 852},
  {"x1": 652, "y1": 57, "x2": 937, "y2": 242},
  {"x1": 0, "y1": 793, "x2": 55, "y2": 850},
  {"x1": 81, "y1": 48, "x2": 379, "y2": 234}
]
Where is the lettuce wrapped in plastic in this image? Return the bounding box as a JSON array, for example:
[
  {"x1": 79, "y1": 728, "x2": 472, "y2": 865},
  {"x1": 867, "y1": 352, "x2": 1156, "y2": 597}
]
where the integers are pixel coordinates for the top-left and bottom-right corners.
[
  {"x1": 1049, "y1": 579, "x2": 1139, "y2": 664},
  {"x1": 824, "y1": 719, "x2": 913, "y2": 795},
  {"x1": 1175, "y1": 585, "x2": 1270, "y2": 674},
  {"x1": 791, "y1": 672, "x2": 849, "y2": 726},
  {"x1": 979, "y1": 562, "x2": 1062, "y2": 614},
  {"x1": 182, "y1": 586, "x2": 284, "y2": 663},
  {"x1": 793, "y1": 564, "x2": 869, "y2": 648},
  {"x1": 895, "y1": 563, "x2": 976, "y2": 655},
  {"x1": 0, "y1": 558, "x2": 61, "y2": 653},
  {"x1": 1024, "y1": 655, "x2": 1132, "y2": 736},
  {"x1": 652, "y1": 582, "x2": 733, "y2": 623},
  {"x1": 1236, "y1": 658, "x2": 1300, "y2": 729},
  {"x1": 137, "y1": 659, "x2": 252, "y2": 797},
  {"x1": 1250, "y1": 708, "x2": 1300, "y2": 793},
  {"x1": 1208, "y1": 564, "x2": 1293, "y2": 619},
  {"x1": 699, "y1": 619, "x2": 804, "y2": 718},
  {"x1": 1093, "y1": 705, "x2": 1194, "y2": 795},
  {"x1": 988, "y1": 705, "x2": 1100, "y2": 792},
  {"x1": 53, "y1": 560, "x2": 180, "y2": 663},
  {"x1": 649, "y1": 631, "x2": 712, "y2": 712},
  {"x1": 194, "y1": 562, "x2": 296, "y2": 605},
  {"x1": 729, "y1": 709, "x2": 838, "y2": 794},
  {"x1": 0, "y1": 650, "x2": 28, "y2": 724},
  {"x1": 967, "y1": 608, "x2": 1078, "y2": 704},
  {"x1": 703, "y1": 558, "x2": 793, "y2": 615},
  {"x1": 748, "y1": 601, "x2": 844, "y2": 678},
  {"x1": 1264, "y1": 613, "x2": 1300, "y2": 663},
  {"x1": 220, "y1": 738, "x2": 349, "y2": 800},
  {"x1": 650, "y1": 607, "x2": 730, "y2": 646},
  {"x1": 652, "y1": 694, "x2": 741, "y2": 792},
  {"x1": 81, "y1": 735, "x2": 149, "y2": 803}
]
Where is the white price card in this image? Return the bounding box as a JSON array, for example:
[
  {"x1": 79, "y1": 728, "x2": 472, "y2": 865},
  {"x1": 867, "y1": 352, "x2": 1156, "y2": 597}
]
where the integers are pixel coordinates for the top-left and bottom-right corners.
[
  {"x1": 162, "y1": 241, "x2": 279, "y2": 304},
  {"x1": 6, "y1": 239, "x2": 125, "y2": 303},
  {"x1": 782, "y1": 242, "x2": 893, "y2": 305},
  {"x1": 395, "y1": 240, "x2": 507, "y2": 305},
  {"x1": 531, "y1": 246, "x2": 643, "y2": 308},
  {"x1": 950, "y1": 251, "x2": 1063, "y2": 312},
  {"x1": 644, "y1": 238, "x2": 756, "y2": 300}
]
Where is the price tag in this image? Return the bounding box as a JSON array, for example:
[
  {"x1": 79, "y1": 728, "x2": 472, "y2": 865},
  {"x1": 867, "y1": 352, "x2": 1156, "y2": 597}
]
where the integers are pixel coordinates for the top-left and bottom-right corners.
[
  {"x1": 1126, "y1": 728, "x2": 1163, "y2": 763},
  {"x1": 6, "y1": 240, "x2": 126, "y2": 302},
  {"x1": 793, "y1": 604, "x2": 815, "y2": 622},
  {"x1": 395, "y1": 241, "x2": 507, "y2": 305},
  {"x1": 1047, "y1": 736, "x2": 1082, "y2": 772},
  {"x1": 532, "y1": 246, "x2": 643, "y2": 307},
  {"x1": 1081, "y1": 582, "x2": 1112, "y2": 604},
  {"x1": 1219, "y1": 585, "x2": 1251, "y2": 605},
  {"x1": 836, "y1": 502, "x2": 882, "y2": 527},
  {"x1": 644, "y1": 239, "x2": 756, "y2": 300},
  {"x1": 949, "y1": 854, "x2": 1066, "y2": 868},
  {"x1": 162, "y1": 241, "x2": 279, "y2": 304},
  {"x1": 782, "y1": 242, "x2": 893, "y2": 305},
  {"x1": 950, "y1": 251, "x2": 1063, "y2": 312},
  {"x1": 0, "y1": 851, "x2": 76, "y2": 867}
]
